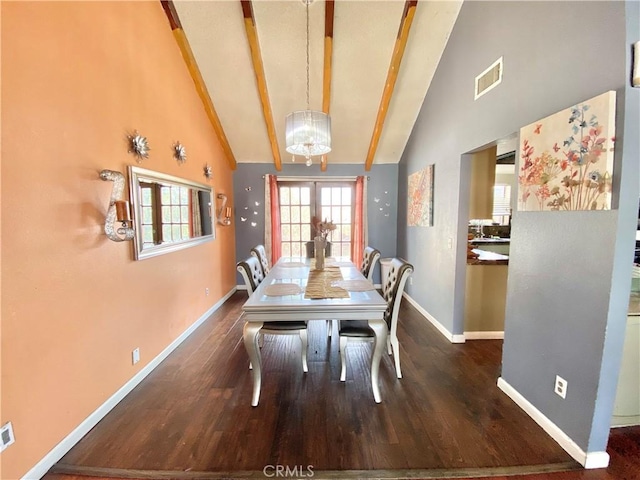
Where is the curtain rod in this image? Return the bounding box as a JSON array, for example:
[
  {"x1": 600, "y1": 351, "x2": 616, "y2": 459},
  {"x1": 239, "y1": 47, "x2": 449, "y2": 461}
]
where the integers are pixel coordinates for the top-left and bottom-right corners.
[{"x1": 262, "y1": 175, "x2": 369, "y2": 181}]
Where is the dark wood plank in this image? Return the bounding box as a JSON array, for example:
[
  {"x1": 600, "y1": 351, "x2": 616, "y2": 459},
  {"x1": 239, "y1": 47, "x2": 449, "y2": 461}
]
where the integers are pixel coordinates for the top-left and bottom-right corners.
[
  {"x1": 240, "y1": 0, "x2": 282, "y2": 171},
  {"x1": 44, "y1": 292, "x2": 639, "y2": 479},
  {"x1": 364, "y1": 0, "x2": 418, "y2": 171}
]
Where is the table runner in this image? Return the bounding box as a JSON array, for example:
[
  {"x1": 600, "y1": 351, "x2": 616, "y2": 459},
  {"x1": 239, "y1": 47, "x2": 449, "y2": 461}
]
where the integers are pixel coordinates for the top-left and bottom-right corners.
[
  {"x1": 331, "y1": 279, "x2": 375, "y2": 292},
  {"x1": 304, "y1": 266, "x2": 350, "y2": 299},
  {"x1": 310, "y1": 258, "x2": 333, "y2": 269}
]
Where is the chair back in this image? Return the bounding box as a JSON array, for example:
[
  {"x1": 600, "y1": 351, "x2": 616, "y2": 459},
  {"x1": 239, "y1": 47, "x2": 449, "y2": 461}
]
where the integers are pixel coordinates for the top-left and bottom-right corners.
[
  {"x1": 361, "y1": 246, "x2": 381, "y2": 282},
  {"x1": 237, "y1": 256, "x2": 265, "y2": 295},
  {"x1": 382, "y1": 258, "x2": 413, "y2": 335},
  {"x1": 250, "y1": 244, "x2": 270, "y2": 276}
]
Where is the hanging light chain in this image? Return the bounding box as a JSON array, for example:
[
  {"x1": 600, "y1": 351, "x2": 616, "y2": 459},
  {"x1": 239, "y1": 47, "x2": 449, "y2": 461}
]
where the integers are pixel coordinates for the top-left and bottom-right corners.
[
  {"x1": 306, "y1": 0, "x2": 310, "y2": 111},
  {"x1": 285, "y1": 0, "x2": 330, "y2": 165}
]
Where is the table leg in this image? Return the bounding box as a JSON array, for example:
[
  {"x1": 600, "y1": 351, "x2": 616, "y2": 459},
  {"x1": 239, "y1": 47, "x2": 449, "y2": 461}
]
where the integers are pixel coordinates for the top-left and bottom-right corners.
[
  {"x1": 243, "y1": 321, "x2": 264, "y2": 406},
  {"x1": 368, "y1": 319, "x2": 388, "y2": 403}
]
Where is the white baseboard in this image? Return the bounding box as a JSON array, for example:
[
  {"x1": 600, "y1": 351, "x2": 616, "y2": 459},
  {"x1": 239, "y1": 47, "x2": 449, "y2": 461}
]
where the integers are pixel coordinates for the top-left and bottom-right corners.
[
  {"x1": 22, "y1": 287, "x2": 237, "y2": 480},
  {"x1": 611, "y1": 414, "x2": 640, "y2": 427},
  {"x1": 403, "y1": 293, "x2": 465, "y2": 343},
  {"x1": 236, "y1": 284, "x2": 248, "y2": 291},
  {"x1": 464, "y1": 330, "x2": 505, "y2": 340},
  {"x1": 497, "y1": 377, "x2": 609, "y2": 469},
  {"x1": 584, "y1": 451, "x2": 611, "y2": 469}
]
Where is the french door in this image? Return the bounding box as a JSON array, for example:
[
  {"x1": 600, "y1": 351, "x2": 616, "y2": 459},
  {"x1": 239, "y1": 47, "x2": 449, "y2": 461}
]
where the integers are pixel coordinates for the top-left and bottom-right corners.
[{"x1": 278, "y1": 181, "x2": 354, "y2": 258}]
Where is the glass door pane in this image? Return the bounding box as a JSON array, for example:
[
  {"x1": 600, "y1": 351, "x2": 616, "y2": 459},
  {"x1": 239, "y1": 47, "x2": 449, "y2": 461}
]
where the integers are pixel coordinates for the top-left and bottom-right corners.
[
  {"x1": 279, "y1": 181, "x2": 355, "y2": 260},
  {"x1": 317, "y1": 184, "x2": 353, "y2": 259},
  {"x1": 279, "y1": 183, "x2": 313, "y2": 258}
]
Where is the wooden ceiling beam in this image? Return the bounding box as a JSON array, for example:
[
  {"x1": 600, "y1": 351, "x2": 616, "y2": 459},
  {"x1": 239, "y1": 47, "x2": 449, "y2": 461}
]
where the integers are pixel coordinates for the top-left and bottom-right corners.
[
  {"x1": 241, "y1": 0, "x2": 282, "y2": 171},
  {"x1": 160, "y1": 1, "x2": 237, "y2": 171},
  {"x1": 364, "y1": 0, "x2": 418, "y2": 171},
  {"x1": 320, "y1": 0, "x2": 335, "y2": 172}
]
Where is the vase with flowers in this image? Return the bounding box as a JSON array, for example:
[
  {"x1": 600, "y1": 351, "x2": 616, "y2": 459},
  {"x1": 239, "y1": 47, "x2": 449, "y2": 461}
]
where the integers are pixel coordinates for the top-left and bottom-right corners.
[{"x1": 311, "y1": 217, "x2": 336, "y2": 270}]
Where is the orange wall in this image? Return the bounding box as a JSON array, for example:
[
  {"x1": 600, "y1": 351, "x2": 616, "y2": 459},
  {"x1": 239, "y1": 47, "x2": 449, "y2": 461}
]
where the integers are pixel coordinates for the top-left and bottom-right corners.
[{"x1": 1, "y1": 2, "x2": 236, "y2": 478}]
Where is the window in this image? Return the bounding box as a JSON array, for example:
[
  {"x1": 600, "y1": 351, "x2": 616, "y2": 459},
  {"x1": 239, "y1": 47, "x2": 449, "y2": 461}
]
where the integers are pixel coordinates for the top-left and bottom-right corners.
[
  {"x1": 139, "y1": 182, "x2": 192, "y2": 247},
  {"x1": 279, "y1": 183, "x2": 312, "y2": 257},
  {"x1": 318, "y1": 184, "x2": 353, "y2": 258},
  {"x1": 278, "y1": 181, "x2": 354, "y2": 258},
  {"x1": 492, "y1": 184, "x2": 511, "y2": 225}
]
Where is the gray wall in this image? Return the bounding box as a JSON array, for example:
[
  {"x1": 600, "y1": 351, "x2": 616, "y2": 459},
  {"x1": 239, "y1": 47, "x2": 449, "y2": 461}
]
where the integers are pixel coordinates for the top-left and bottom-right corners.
[
  {"x1": 233, "y1": 163, "x2": 399, "y2": 284},
  {"x1": 588, "y1": 0, "x2": 640, "y2": 450},
  {"x1": 398, "y1": 0, "x2": 638, "y2": 455}
]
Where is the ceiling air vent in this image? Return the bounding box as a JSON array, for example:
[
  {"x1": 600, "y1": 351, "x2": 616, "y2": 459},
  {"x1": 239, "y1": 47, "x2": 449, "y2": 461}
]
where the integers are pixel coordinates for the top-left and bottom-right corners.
[{"x1": 475, "y1": 57, "x2": 503, "y2": 100}]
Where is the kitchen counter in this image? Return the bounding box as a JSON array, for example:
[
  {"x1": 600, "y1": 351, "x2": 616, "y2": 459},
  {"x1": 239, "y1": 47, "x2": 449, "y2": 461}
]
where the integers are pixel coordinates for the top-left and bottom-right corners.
[
  {"x1": 469, "y1": 238, "x2": 511, "y2": 256},
  {"x1": 629, "y1": 291, "x2": 640, "y2": 316},
  {"x1": 469, "y1": 237, "x2": 511, "y2": 245},
  {"x1": 465, "y1": 255, "x2": 509, "y2": 334},
  {"x1": 467, "y1": 248, "x2": 509, "y2": 265}
]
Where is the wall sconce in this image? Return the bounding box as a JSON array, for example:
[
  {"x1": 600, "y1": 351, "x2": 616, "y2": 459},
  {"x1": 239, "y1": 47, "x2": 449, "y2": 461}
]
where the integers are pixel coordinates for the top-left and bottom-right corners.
[
  {"x1": 216, "y1": 193, "x2": 232, "y2": 226},
  {"x1": 99, "y1": 169, "x2": 135, "y2": 242}
]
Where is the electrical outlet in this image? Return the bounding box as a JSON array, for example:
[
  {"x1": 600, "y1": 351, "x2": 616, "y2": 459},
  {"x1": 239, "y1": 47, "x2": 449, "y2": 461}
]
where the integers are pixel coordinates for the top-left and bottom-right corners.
[
  {"x1": 447, "y1": 237, "x2": 453, "y2": 249},
  {"x1": 409, "y1": 277, "x2": 413, "y2": 285},
  {"x1": 554, "y1": 375, "x2": 567, "y2": 399},
  {"x1": 132, "y1": 348, "x2": 140, "y2": 365},
  {"x1": 0, "y1": 422, "x2": 15, "y2": 452},
  {"x1": 205, "y1": 287, "x2": 210, "y2": 296}
]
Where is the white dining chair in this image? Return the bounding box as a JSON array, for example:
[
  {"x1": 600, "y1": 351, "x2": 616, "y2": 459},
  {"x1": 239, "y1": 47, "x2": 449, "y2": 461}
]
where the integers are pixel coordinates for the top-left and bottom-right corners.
[
  {"x1": 327, "y1": 246, "x2": 381, "y2": 338},
  {"x1": 338, "y1": 257, "x2": 413, "y2": 381},
  {"x1": 237, "y1": 256, "x2": 308, "y2": 373},
  {"x1": 250, "y1": 244, "x2": 270, "y2": 277},
  {"x1": 361, "y1": 246, "x2": 381, "y2": 282}
]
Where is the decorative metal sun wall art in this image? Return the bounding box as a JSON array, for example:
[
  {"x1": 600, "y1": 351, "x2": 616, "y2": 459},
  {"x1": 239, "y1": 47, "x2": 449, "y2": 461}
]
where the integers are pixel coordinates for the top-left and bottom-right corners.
[
  {"x1": 203, "y1": 164, "x2": 213, "y2": 180},
  {"x1": 127, "y1": 131, "x2": 150, "y2": 161},
  {"x1": 173, "y1": 141, "x2": 187, "y2": 164}
]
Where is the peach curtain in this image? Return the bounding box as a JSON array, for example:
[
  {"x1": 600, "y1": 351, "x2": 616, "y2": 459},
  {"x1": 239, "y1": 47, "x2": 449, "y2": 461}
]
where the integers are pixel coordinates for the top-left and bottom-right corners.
[
  {"x1": 351, "y1": 176, "x2": 366, "y2": 267},
  {"x1": 265, "y1": 174, "x2": 281, "y2": 264}
]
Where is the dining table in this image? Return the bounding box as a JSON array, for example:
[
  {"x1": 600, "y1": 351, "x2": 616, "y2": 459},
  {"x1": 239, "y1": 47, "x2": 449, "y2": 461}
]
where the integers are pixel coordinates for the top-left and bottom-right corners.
[{"x1": 241, "y1": 256, "x2": 388, "y2": 406}]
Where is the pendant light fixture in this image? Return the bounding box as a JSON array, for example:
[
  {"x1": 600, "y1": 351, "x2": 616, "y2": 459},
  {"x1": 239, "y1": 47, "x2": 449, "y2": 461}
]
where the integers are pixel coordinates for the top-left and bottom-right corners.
[{"x1": 285, "y1": 0, "x2": 331, "y2": 166}]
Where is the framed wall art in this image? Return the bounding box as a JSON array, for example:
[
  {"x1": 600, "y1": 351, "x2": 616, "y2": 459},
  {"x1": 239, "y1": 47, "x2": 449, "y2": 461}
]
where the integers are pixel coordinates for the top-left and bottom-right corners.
[
  {"x1": 408, "y1": 164, "x2": 435, "y2": 226},
  {"x1": 518, "y1": 91, "x2": 615, "y2": 211}
]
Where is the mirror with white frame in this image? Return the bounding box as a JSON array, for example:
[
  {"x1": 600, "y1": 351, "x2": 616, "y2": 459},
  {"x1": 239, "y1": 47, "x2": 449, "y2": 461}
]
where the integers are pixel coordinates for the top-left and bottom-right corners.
[{"x1": 128, "y1": 166, "x2": 214, "y2": 260}]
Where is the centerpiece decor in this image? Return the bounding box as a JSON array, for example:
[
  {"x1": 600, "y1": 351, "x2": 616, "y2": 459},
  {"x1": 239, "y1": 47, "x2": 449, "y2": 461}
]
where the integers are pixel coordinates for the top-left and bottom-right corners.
[{"x1": 312, "y1": 217, "x2": 336, "y2": 270}]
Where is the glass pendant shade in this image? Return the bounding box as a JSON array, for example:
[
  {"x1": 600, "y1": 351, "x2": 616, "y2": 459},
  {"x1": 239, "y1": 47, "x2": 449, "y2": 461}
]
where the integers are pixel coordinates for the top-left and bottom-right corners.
[{"x1": 285, "y1": 110, "x2": 332, "y2": 157}]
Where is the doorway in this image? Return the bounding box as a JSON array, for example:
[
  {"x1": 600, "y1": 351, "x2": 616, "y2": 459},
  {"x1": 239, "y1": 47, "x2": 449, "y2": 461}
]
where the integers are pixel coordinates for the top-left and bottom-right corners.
[
  {"x1": 278, "y1": 180, "x2": 355, "y2": 258},
  {"x1": 462, "y1": 135, "x2": 517, "y2": 339}
]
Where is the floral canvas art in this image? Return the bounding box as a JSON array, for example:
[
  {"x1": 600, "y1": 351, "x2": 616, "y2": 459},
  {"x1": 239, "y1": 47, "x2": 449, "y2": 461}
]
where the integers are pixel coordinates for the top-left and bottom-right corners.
[
  {"x1": 408, "y1": 165, "x2": 434, "y2": 226},
  {"x1": 518, "y1": 91, "x2": 615, "y2": 211}
]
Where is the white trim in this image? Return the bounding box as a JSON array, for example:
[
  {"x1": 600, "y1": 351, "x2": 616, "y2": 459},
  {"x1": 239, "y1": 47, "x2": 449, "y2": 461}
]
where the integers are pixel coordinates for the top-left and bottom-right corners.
[
  {"x1": 403, "y1": 293, "x2": 465, "y2": 343},
  {"x1": 611, "y1": 414, "x2": 640, "y2": 427},
  {"x1": 584, "y1": 451, "x2": 611, "y2": 469},
  {"x1": 474, "y1": 56, "x2": 503, "y2": 100},
  {"x1": 237, "y1": 284, "x2": 248, "y2": 291},
  {"x1": 464, "y1": 330, "x2": 505, "y2": 340},
  {"x1": 21, "y1": 287, "x2": 237, "y2": 480},
  {"x1": 497, "y1": 377, "x2": 609, "y2": 469}
]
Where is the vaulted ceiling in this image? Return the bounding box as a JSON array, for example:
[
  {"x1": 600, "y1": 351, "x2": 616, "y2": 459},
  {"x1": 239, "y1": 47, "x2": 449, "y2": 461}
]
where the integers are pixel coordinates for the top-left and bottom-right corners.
[{"x1": 164, "y1": 0, "x2": 462, "y2": 171}]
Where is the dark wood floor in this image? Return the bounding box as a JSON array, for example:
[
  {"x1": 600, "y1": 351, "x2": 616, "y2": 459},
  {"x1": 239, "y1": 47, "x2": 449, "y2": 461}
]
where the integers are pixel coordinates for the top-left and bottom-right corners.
[
  {"x1": 44, "y1": 424, "x2": 640, "y2": 480},
  {"x1": 44, "y1": 291, "x2": 637, "y2": 479}
]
